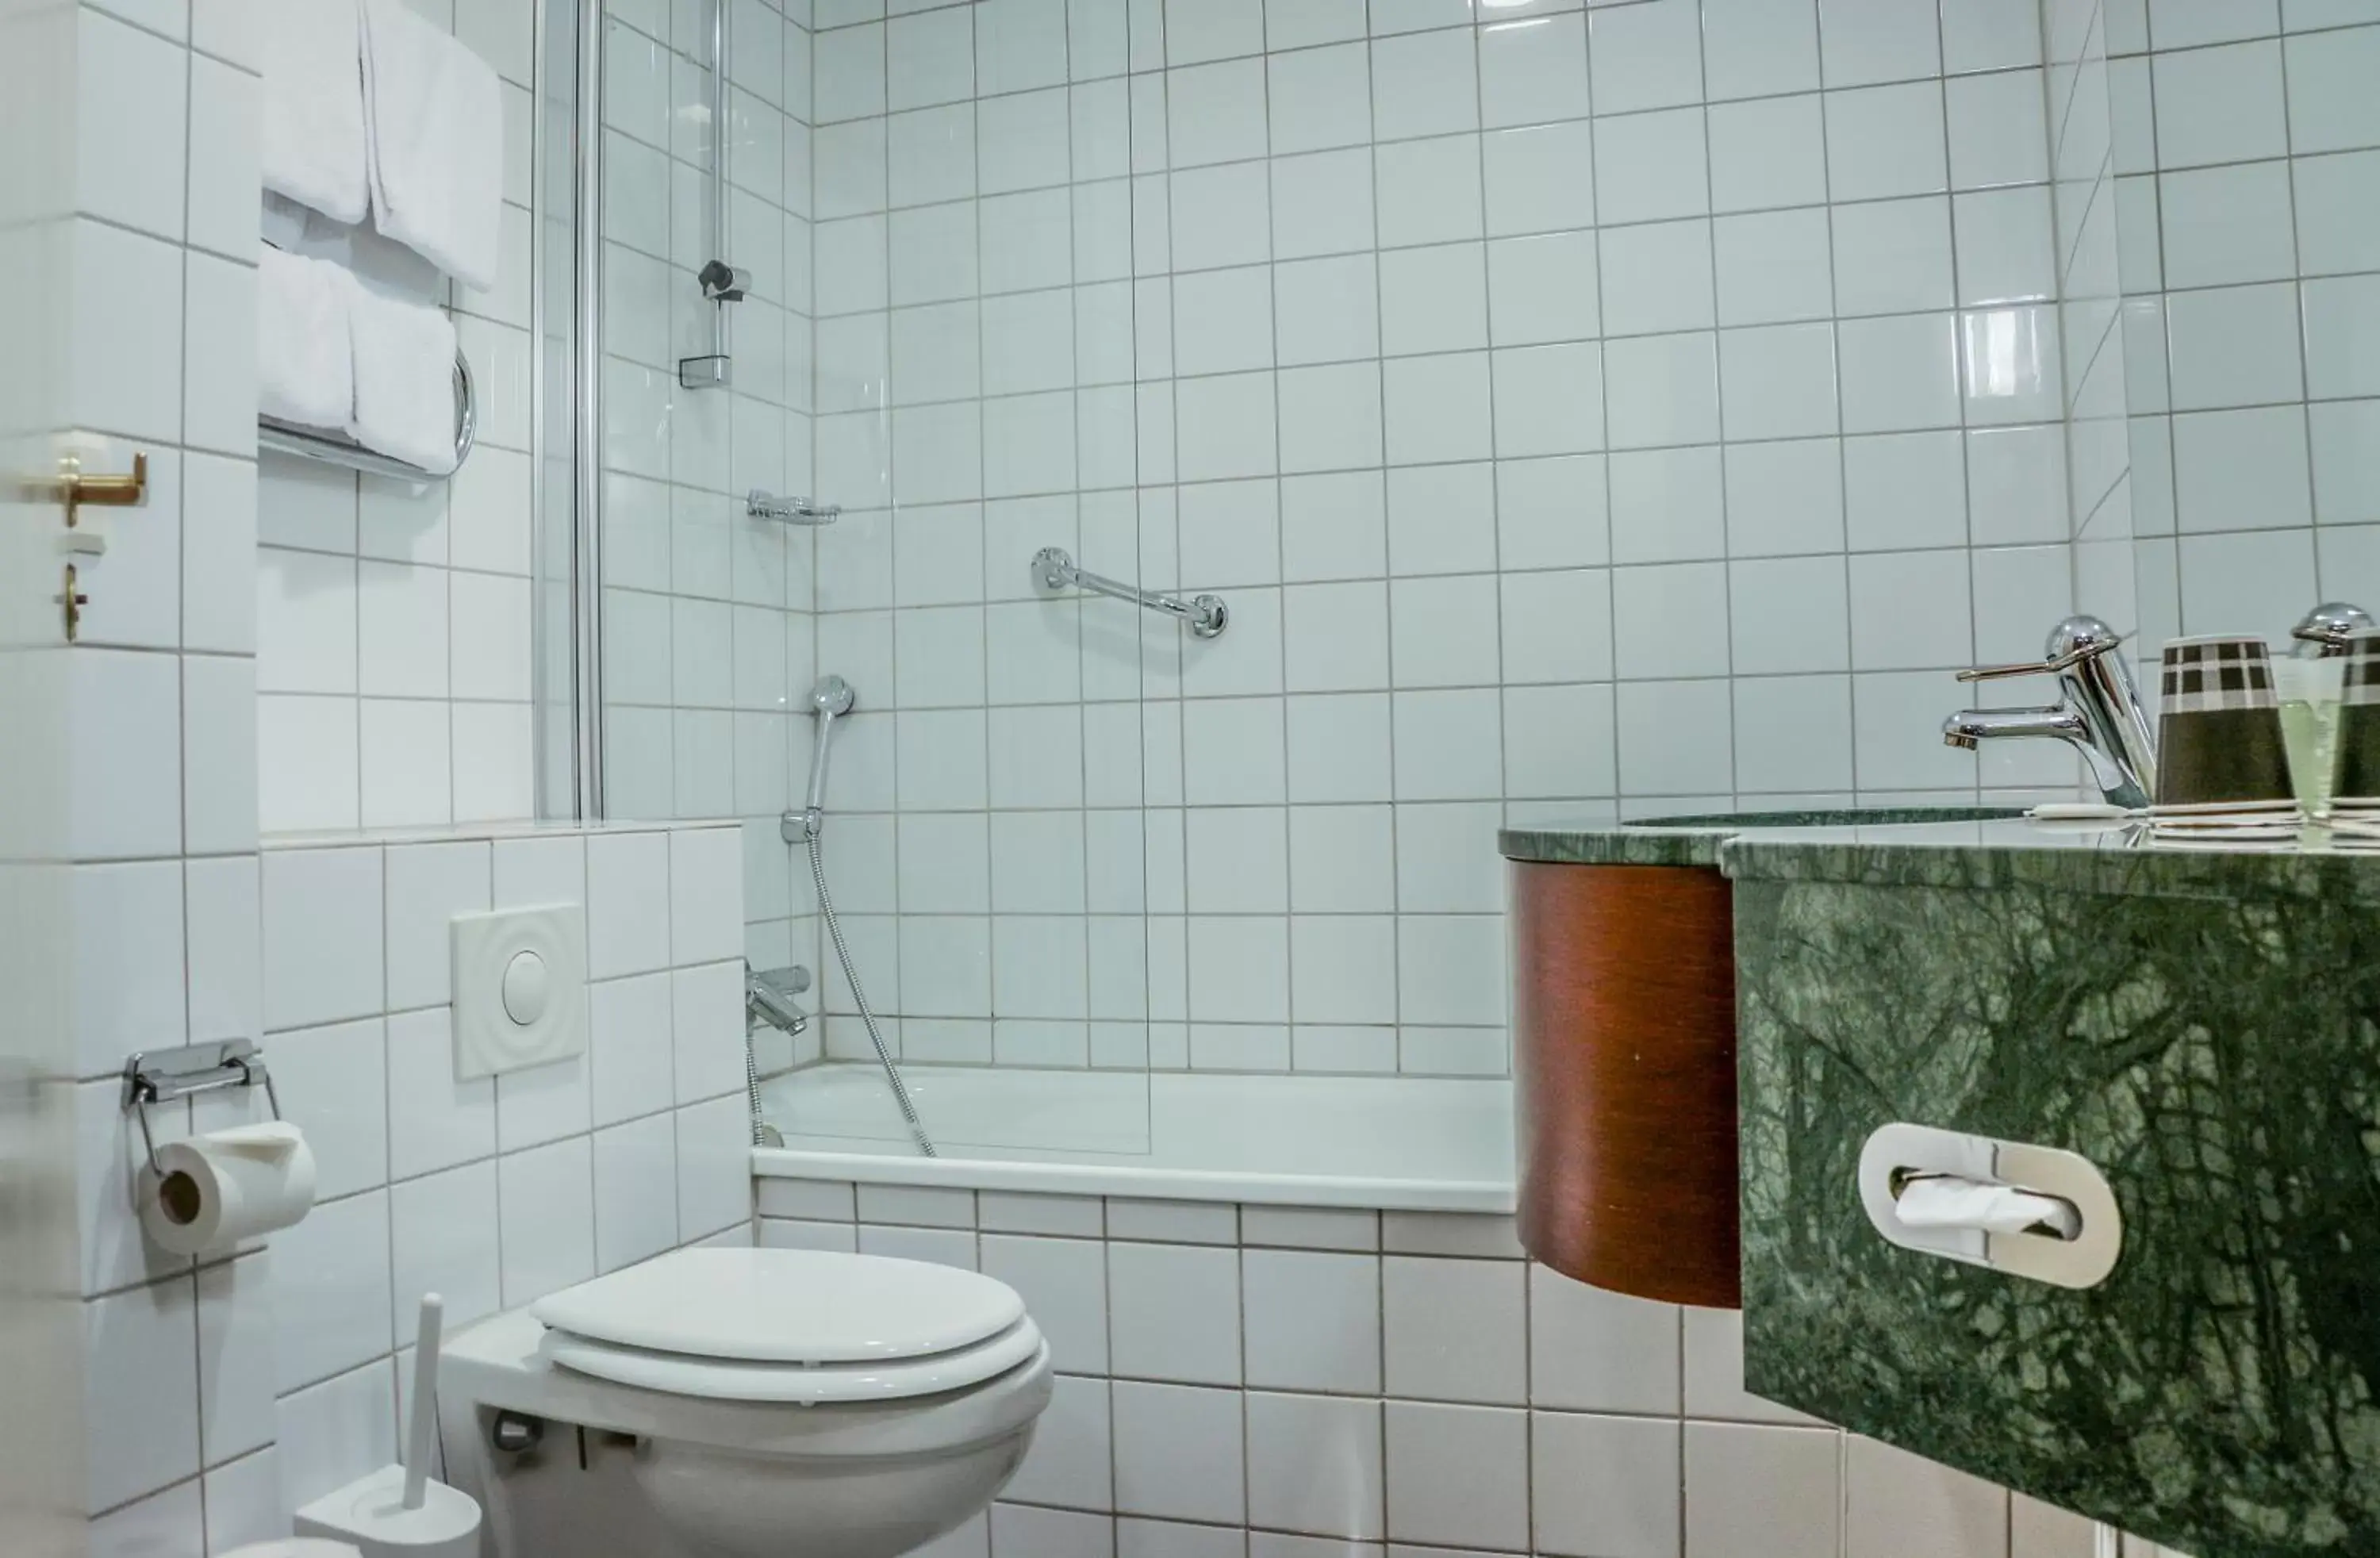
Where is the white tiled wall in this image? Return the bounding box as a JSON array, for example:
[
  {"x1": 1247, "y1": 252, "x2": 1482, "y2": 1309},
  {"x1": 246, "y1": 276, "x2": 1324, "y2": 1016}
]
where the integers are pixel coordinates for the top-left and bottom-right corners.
[
  {"x1": 793, "y1": 0, "x2": 2116, "y2": 1084},
  {"x1": 2109, "y1": 0, "x2": 2380, "y2": 649},
  {"x1": 78, "y1": 820, "x2": 753, "y2": 1552},
  {"x1": 253, "y1": 0, "x2": 543, "y2": 835},
  {"x1": 758, "y1": 1184, "x2": 2126, "y2": 1558}
]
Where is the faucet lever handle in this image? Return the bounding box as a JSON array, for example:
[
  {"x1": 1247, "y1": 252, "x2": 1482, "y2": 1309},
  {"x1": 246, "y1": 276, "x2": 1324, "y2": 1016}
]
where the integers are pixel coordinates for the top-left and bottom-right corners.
[{"x1": 1955, "y1": 616, "x2": 2129, "y2": 683}]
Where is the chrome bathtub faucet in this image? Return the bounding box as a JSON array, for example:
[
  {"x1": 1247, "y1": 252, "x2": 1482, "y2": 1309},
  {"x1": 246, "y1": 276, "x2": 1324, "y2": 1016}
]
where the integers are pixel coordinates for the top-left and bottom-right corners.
[{"x1": 1941, "y1": 616, "x2": 2157, "y2": 809}]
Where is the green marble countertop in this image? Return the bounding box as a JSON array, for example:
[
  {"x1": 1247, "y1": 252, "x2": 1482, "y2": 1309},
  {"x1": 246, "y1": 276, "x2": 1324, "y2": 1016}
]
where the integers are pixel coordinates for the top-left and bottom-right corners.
[
  {"x1": 1497, "y1": 808, "x2": 2025, "y2": 868},
  {"x1": 1499, "y1": 812, "x2": 2380, "y2": 902}
]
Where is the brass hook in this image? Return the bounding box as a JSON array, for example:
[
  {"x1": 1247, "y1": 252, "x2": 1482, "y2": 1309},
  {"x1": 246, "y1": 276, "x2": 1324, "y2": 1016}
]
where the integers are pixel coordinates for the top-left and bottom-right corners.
[{"x1": 45, "y1": 451, "x2": 149, "y2": 528}]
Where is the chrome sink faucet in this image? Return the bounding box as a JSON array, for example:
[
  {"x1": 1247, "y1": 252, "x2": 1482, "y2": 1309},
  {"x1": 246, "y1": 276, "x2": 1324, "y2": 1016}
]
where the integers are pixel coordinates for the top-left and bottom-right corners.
[{"x1": 1941, "y1": 616, "x2": 2157, "y2": 808}]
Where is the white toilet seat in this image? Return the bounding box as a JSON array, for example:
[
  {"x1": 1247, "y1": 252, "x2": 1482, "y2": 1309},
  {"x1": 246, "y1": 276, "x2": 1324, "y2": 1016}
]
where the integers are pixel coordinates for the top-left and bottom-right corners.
[
  {"x1": 528, "y1": 1247, "x2": 1042, "y2": 1406},
  {"x1": 539, "y1": 1317, "x2": 1045, "y2": 1404}
]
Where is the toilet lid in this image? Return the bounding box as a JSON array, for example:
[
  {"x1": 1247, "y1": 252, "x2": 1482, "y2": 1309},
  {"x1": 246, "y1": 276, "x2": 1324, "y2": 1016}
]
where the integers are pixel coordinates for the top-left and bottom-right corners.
[
  {"x1": 529, "y1": 1248, "x2": 1027, "y2": 1364},
  {"x1": 539, "y1": 1318, "x2": 1047, "y2": 1404}
]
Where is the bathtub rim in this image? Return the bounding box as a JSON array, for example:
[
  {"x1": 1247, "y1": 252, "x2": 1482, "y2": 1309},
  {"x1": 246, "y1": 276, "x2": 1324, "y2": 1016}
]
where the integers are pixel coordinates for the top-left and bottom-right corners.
[{"x1": 749, "y1": 1144, "x2": 1518, "y2": 1214}]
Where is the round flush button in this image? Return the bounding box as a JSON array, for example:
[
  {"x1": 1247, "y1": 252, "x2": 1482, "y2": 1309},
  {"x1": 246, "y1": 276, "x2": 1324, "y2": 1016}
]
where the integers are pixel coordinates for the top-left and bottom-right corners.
[{"x1": 502, "y1": 950, "x2": 550, "y2": 1025}]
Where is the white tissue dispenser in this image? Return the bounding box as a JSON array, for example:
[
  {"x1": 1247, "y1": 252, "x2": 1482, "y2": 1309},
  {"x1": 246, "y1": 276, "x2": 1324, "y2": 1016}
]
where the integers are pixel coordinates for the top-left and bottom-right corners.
[{"x1": 295, "y1": 1295, "x2": 482, "y2": 1558}]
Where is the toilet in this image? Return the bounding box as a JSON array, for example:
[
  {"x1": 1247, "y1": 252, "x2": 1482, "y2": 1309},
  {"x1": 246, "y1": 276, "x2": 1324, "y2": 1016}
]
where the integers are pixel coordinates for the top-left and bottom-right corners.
[{"x1": 438, "y1": 1246, "x2": 1054, "y2": 1558}]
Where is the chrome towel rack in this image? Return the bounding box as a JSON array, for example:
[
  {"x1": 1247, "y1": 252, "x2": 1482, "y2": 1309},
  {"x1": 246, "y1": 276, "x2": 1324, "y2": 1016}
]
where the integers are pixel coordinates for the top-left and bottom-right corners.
[
  {"x1": 1032, "y1": 547, "x2": 1228, "y2": 638},
  {"x1": 258, "y1": 347, "x2": 476, "y2": 483}
]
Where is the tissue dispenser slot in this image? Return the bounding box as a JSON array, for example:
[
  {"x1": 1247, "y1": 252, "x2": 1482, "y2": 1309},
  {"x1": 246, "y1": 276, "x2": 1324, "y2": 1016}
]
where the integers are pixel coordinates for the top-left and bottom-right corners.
[{"x1": 1859, "y1": 1122, "x2": 2121, "y2": 1291}]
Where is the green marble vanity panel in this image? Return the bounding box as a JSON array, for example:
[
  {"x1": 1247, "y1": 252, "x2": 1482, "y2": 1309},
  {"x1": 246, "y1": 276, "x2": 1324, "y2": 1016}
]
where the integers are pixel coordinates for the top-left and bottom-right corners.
[{"x1": 1729, "y1": 854, "x2": 2380, "y2": 1558}]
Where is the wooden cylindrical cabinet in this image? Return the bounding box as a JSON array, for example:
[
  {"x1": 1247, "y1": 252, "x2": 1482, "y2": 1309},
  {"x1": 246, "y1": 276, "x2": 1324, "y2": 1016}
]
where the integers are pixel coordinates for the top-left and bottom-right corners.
[{"x1": 1510, "y1": 860, "x2": 1741, "y2": 1309}]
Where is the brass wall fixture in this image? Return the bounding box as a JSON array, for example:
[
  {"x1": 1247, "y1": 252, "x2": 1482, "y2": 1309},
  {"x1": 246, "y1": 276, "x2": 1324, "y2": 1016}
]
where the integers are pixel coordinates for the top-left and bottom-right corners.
[
  {"x1": 49, "y1": 449, "x2": 148, "y2": 529},
  {"x1": 25, "y1": 451, "x2": 148, "y2": 640}
]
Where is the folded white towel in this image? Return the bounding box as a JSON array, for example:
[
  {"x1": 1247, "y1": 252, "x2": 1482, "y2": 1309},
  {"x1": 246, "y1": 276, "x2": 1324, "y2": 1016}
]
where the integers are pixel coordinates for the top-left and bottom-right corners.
[
  {"x1": 359, "y1": 0, "x2": 504, "y2": 292},
  {"x1": 258, "y1": 0, "x2": 368, "y2": 225},
  {"x1": 257, "y1": 244, "x2": 355, "y2": 432},
  {"x1": 347, "y1": 278, "x2": 462, "y2": 477}
]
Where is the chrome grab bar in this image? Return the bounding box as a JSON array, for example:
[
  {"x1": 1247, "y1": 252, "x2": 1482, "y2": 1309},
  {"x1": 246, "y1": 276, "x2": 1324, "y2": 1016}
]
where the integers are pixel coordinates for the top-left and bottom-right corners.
[
  {"x1": 1031, "y1": 547, "x2": 1228, "y2": 638},
  {"x1": 258, "y1": 347, "x2": 477, "y2": 482}
]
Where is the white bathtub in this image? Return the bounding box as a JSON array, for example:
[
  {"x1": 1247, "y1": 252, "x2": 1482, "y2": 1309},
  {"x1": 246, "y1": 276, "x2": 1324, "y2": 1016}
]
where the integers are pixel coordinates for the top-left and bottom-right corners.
[{"x1": 751, "y1": 1063, "x2": 1518, "y2": 1214}]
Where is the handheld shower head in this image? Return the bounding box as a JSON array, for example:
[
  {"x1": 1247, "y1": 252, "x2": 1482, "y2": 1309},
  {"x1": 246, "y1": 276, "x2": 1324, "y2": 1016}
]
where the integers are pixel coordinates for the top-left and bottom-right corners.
[{"x1": 798, "y1": 675, "x2": 858, "y2": 838}]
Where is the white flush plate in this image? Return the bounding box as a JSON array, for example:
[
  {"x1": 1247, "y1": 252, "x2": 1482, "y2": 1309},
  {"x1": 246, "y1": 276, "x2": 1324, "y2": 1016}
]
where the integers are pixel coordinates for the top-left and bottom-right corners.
[{"x1": 452, "y1": 904, "x2": 587, "y2": 1080}]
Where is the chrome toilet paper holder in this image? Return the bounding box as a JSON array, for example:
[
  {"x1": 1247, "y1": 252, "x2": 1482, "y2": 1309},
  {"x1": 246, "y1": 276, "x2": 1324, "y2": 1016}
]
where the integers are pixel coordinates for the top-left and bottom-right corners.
[{"x1": 122, "y1": 1039, "x2": 282, "y2": 1175}]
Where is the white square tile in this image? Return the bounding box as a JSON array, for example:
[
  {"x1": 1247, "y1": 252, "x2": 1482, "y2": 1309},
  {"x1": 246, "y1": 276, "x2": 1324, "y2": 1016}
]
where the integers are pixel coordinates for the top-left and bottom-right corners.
[
  {"x1": 1480, "y1": 12, "x2": 1589, "y2": 129},
  {"x1": 593, "y1": 1113, "x2": 681, "y2": 1272},
  {"x1": 670, "y1": 826, "x2": 744, "y2": 964},
  {"x1": 71, "y1": 861, "x2": 186, "y2": 1079},
  {"x1": 268, "y1": 1189, "x2": 393, "y2": 1392},
  {"x1": 262, "y1": 847, "x2": 383, "y2": 1032},
  {"x1": 1682, "y1": 1306, "x2": 1822, "y2": 1422},
  {"x1": 1726, "y1": 439, "x2": 1845, "y2": 556},
  {"x1": 1610, "y1": 448, "x2": 1726, "y2": 563},
  {"x1": 1532, "y1": 1411, "x2": 1683, "y2": 1558},
  {"x1": 1491, "y1": 343, "x2": 1604, "y2": 459},
  {"x1": 389, "y1": 1159, "x2": 503, "y2": 1334},
  {"x1": 1483, "y1": 119, "x2": 1595, "y2": 237},
  {"x1": 1600, "y1": 220, "x2": 1715, "y2": 337},
  {"x1": 1825, "y1": 82, "x2": 1949, "y2": 201},
  {"x1": 1945, "y1": 67, "x2": 2049, "y2": 190},
  {"x1": 981, "y1": 1235, "x2": 1109, "y2": 1372},
  {"x1": 1504, "y1": 682, "x2": 1618, "y2": 799},
  {"x1": 271, "y1": 1018, "x2": 390, "y2": 1202},
  {"x1": 1529, "y1": 1263, "x2": 1682, "y2": 1413},
  {"x1": 588, "y1": 830, "x2": 673, "y2": 977},
  {"x1": 498, "y1": 1135, "x2": 597, "y2": 1305},
  {"x1": 1734, "y1": 674, "x2": 1856, "y2": 793},
  {"x1": 1719, "y1": 324, "x2": 1840, "y2": 441},
  {"x1": 1955, "y1": 186, "x2": 2058, "y2": 305},
  {"x1": 75, "y1": 6, "x2": 189, "y2": 240},
  {"x1": 677, "y1": 1093, "x2": 753, "y2": 1237},
  {"x1": 1372, "y1": 26, "x2": 1478, "y2": 141},
  {"x1": 1166, "y1": 0, "x2": 1264, "y2": 63},
  {"x1": 1684, "y1": 1422, "x2": 1844, "y2": 1558},
  {"x1": 1273, "y1": 146, "x2": 1379, "y2": 258},
  {"x1": 1004, "y1": 1373, "x2": 1115, "y2": 1512},
  {"x1": 2283, "y1": 23, "x2": 2380, "y2": 154},
  {"x1": 1603, "y1": 333, "x2": 1719, "y2": 449},
  {"x1": 1819, "y1": 0, "x2": 1940, "y2": 85},
  {"x1": 2303, "y1": 272, "x2": 2380, "y2": 399},
  {"x1": 1112, "y1": 1381, "x2": 1246, "y2": 1523},
  {"x1": 192, "y1": 1253, "x2": 275, "y2": 1472},
  {"x1": 85, "y1": 1275, "x2": 202, "y2": 1514},
  {"x1": 1837, "y1": 313, "x2": 1961, "y2": 434},
  {"x1": 1702, "y1": 0, "x2": 1821, "y2": 101},
  {"x1": 1941, "y1": 0, "x2": 2041, "y2": 72},
  {"x1": 71, "y1": 648, "x2": 183, "y2": 858},
  {"x1": 1708, "y1": 94, "x2": 1828, "y2": 214},
  {"x1": 2152, "y1": 39, "x2": 2286, "y2": 167},
  {"x1": 2171, "y1": 406, "x2": 2313, "y2": 533},
  {"x1": 1593, "y1": 109, "x2": 1704, "y2": 225},
  {"x1": 2163, "y1": 281, "x2": 2302, "y2": 410},
  {"x1": 1714, "y1": 209, "x2": 1835, "y2": 326},
  {"x1": 1589, "y1": 0, "x2": 1705, "y2": 112},
  {"x1": 1833, "y1": 197, "x2": 1955, "y2": 315},
  {"x1": 1383, "y1": 1256, "x2": 1526, "y2": 1403},
  {"x1": 1247, "y1": 1393, "x2": 1385, "y2": 1539},
  {"x1": 1614, "y1": 678, "x2": 1733, "y2": 794},
  {"x1": 1383, "y1": 1403, "x2": 1530, "y2": 1552},
  {"x1": 1371, "y1": 136, "x2": 1481, "y2": 254},
  {"x1": 1269, "y1": 40, "x2": 1372, "y2": 155},
  {"x1": 385, "y1": 841, "x2": 490, "y2": 1013},
  {"x1": 1844, "y1": 430, "x2": 1968, "y2": 551}
]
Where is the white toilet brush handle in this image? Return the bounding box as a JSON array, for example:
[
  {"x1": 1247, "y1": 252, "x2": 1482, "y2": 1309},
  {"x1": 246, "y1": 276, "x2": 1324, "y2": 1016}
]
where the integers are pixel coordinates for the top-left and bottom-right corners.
[{"x1": 405, "y1": 1293, "x2": 445, "y2": 1510}]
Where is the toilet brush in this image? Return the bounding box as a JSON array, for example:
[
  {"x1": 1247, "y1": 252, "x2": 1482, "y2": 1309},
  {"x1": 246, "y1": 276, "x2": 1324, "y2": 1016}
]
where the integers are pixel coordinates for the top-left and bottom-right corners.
[{"x1": 294, "y1": 1295, "x2": 485, "y2": 1558}]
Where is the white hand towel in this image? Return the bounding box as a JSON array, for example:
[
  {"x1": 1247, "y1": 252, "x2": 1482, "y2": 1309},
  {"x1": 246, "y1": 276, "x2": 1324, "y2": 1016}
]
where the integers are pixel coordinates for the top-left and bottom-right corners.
[
  {"x1": 257, "y1": 244, "x2": 355, "y2": 432},
  {"x1": 258, "y1": 0, "x2": 368, "y2": 225},
  {"x1": 347, "y1": 278, "x2": 462, "y2": 477},
  {"x1": 359, "y1": 0, "x2": 504, "y2": 292}
]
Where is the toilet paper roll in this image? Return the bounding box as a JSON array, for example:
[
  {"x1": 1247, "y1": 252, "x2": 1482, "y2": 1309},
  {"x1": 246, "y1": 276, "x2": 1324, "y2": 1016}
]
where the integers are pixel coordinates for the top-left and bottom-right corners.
[
  {"x1": 140, "y1": 1122, "x2": 318, "y2": 1255},
  {"x1": 1896, "y1": 1174, "x2": 2080, "y2": 1239}
]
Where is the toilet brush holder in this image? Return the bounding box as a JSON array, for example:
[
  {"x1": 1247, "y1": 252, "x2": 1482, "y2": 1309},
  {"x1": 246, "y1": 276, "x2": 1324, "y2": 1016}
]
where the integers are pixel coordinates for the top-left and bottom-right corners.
[{"x1": 295, "y1": 1294, "x2": 482, "y2": 1558}]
